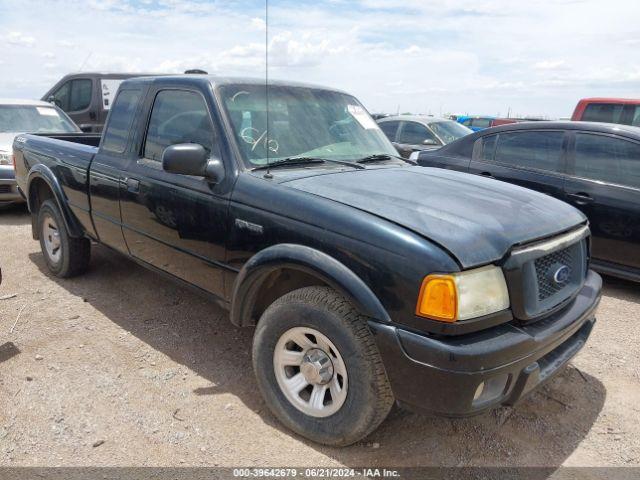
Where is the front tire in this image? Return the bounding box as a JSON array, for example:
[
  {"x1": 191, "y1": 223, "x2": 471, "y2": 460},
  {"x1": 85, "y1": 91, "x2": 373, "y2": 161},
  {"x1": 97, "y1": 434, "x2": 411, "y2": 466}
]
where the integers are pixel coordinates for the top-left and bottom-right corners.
[
  {"x1": 252, "y1": 286, "x2": 394, "y2": 446},
  {"x1": 37, "y1": 200, "x2": 90, "y2": 278}
]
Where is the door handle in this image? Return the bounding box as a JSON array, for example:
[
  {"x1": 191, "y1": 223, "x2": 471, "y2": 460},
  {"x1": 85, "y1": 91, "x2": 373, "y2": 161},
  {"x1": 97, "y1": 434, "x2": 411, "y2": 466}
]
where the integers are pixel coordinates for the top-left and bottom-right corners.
[
  {"x1": 567, "y1": 192, "x2": 593, "y2": 205},
  {"x1": 89, "y1": 111, "x2": 97, "y2": 120},
  {"x1": 479, "y1": 171, "x2": 494, "y2": 178},
  {"x1": 125, "y1": 177, "x2": 140, "y2": 193}
]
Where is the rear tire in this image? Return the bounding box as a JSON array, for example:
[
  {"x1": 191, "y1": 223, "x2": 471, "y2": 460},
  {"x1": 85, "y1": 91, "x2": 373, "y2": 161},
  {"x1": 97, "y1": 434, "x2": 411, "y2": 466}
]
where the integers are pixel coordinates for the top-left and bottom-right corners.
[
  {"x1": 252, "y1": 286, "x2": 394, "y2": 446},
  {"x1": 37, "y1": 199, "x2": 90, "y2": 278}
]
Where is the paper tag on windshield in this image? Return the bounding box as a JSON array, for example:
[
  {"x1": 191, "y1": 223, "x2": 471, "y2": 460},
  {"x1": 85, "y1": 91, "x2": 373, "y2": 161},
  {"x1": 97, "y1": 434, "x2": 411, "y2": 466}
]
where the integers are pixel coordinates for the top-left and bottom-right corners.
[
  {"x1": 36, "y1": 107, "x2": 59, "y2": 117},
  {"x1": 347, "y1": 105, "x2": 378, "y2": 129}
]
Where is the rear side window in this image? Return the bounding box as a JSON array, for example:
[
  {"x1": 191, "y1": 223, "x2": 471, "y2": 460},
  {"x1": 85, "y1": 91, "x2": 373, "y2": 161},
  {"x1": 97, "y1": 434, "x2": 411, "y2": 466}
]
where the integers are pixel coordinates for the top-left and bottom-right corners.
[
  {"x1": 144, "y1": 90, "x2": 215, "y2": 161},
  {"x1": 398, "y1": 122, "x2": 438, "y2": 144},
  {"x1": 494, "y1": 131, "x2": 564, "y2": 172},
  {"x1": 481, "y1": 135, "x2": 497, "y2": 160},
  {"x1": 574, "y1": 133, "x2": 640, "y2": 189},
  {"x1": 101, "y1": 89, "x2": 141, "y2": 153},
  {"x1": 379, "y1": 121, "x2": 399, "y2": 141},
  {"x1": 581, "y1": 103, "x2": 625, "y2": 124}
]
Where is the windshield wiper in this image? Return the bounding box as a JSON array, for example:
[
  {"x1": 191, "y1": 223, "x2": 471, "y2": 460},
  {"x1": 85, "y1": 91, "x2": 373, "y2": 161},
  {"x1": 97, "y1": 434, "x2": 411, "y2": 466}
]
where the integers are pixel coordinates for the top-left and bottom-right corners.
[
  {"x1": 252, "y1": 156, "x2": 365, "y2": 171},
  {"x1": 356, "y1": 154, "x2": 417, "y2": 165},
  {"x1": 251, "y1": 157, "x2": 323, "y2": 171}
]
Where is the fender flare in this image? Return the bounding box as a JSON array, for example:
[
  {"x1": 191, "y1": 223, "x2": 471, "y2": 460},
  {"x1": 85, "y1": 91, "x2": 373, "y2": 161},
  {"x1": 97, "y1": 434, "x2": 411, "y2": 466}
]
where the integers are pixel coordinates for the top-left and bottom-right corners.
[
  {"x1": 26, "y1": 164, "x2": 84, "y2": 238},
  {"x1": 230, "y1": 244, "x2": 391, "y2": 327}
]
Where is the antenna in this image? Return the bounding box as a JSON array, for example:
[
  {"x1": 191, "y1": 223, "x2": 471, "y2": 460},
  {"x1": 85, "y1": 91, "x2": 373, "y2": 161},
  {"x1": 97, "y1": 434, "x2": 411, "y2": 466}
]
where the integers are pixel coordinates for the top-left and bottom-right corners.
[
  {"x1": 264, "y1": 0, "x2": 272, "y2": 179},
  {"x1": 79, "y1": 52, "x2": 92, "y2": 70}
]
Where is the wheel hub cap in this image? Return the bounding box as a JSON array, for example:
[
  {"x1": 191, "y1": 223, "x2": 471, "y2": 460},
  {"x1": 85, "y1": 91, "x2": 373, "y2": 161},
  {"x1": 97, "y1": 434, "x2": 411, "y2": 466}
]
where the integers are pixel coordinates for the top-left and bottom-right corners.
[
  {"x1": 300, "y1": 349, "x2": 334, "y2": 385},
  {"x1": 273, "y1": 326, "x2": 348, "y2": 418},
  {"x1": 42, "y1": 214, "x2": 62, "y2": 264}
]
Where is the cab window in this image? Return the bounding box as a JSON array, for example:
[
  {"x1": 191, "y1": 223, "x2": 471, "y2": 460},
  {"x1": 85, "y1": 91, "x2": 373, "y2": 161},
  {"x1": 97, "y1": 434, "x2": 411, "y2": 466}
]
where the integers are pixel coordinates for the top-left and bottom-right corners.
[
  {"x1": 52, "y1": 79, "x2": 92, "y2": 112},
  {"x1": 144, "y1": 90, "x2": 215, "y2": 162},
  {"x1": 582, "y1": 103, "x2": 625, "y2": 124},
  {"x1": 101, "y1": 89, "x2": 142, "y2": 153}
]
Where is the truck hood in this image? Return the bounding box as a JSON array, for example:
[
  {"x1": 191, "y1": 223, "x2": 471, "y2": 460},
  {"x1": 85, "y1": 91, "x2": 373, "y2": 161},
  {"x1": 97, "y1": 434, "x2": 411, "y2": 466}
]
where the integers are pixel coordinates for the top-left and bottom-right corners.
[{"x1": 281, "y1": 166, "x2": 586, "y2": 268}]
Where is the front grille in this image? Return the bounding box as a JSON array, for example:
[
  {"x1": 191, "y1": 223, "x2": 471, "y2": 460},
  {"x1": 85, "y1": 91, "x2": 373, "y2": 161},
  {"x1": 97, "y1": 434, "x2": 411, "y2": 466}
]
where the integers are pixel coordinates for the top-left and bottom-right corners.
[
  {"x1": 0, "y1": 185, "x2": 11, "y2": 194},
  {"x1": 503, "y1": 226, "x2": 590, "y2": 322},
  {"x1": 534, "y1": 246, "x2": 574, "y2": 300}
]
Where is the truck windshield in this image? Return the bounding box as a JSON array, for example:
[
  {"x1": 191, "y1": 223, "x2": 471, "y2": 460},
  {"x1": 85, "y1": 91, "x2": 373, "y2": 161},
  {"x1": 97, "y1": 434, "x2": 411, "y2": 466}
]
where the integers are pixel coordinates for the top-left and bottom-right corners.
[
  {"x1": 429, "y1": 121, "x2": 473, "y2": 144},
  {"x1": 0, "y1": 105, "x2": 78, "y2": 133},
  {"x1": 220, "y1": 85, "x2": 398, "y2": 167}
]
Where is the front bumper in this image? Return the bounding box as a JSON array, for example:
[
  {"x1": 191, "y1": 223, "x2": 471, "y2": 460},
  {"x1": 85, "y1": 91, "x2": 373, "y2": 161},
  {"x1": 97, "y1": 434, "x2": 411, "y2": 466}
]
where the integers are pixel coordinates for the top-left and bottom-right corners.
[
  {"x1": 369, "y1": 270, "x2": 602, "y2": 417},
  {"x1": 0, "y1": 166, "x2": 24, "y2": 205}
]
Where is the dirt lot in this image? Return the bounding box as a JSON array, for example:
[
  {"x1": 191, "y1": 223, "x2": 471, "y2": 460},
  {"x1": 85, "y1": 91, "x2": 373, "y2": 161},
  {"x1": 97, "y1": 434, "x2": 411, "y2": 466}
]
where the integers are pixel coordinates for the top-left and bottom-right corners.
[{"x1": 0, "y1": 204, "x2": 639, "y2": 468}]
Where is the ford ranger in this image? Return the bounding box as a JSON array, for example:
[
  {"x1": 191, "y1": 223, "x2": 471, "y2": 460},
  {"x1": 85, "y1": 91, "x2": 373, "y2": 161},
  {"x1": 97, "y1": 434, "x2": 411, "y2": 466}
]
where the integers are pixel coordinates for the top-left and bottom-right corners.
[{"x1": 13, "y1": 75, "x2": 602, "y2": 446}]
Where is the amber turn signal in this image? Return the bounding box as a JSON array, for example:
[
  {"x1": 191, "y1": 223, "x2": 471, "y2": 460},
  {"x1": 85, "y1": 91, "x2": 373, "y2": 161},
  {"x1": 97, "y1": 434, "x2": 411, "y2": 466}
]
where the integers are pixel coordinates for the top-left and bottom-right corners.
[{"x1": 415, "y1": 274, "x2": 458, "y2": 322}]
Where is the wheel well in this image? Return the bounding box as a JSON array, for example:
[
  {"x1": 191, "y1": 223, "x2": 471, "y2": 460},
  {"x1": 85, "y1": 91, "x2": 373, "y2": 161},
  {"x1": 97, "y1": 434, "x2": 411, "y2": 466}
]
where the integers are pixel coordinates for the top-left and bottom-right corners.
[
  {"x1": 249, "y1": 268, "x2": 330, "y2": 325},
  {"x1": 28, "y1": 178, "x2": 55, "y2": 239}
]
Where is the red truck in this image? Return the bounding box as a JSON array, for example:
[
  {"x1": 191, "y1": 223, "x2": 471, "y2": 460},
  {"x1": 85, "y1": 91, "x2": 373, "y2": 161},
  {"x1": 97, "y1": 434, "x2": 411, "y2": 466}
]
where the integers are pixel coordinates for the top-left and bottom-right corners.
[{"x1": 571, "y1": 97, "x2": 640, "y2": 126}]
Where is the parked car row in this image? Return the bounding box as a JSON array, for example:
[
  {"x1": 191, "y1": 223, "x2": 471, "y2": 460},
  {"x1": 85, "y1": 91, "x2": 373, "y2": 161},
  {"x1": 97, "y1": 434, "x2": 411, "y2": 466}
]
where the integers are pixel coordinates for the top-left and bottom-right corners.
[
  {"x1": 12, "y1": 74, "x2": 603, "y2": 446},
  {"x1": 414, "y1": 121, "x2": 640, "y2": 282}
]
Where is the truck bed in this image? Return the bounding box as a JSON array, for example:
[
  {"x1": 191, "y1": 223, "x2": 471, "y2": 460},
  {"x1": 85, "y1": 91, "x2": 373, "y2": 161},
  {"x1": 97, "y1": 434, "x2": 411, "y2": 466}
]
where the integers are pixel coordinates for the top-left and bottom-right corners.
[{"x1": 13, "y1": 133, "x2": 102, "y2": 237}]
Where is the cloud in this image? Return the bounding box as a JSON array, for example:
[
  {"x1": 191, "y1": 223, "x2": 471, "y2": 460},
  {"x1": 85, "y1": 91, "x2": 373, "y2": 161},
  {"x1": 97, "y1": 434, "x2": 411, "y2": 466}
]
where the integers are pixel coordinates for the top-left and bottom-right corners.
[
  {"x1": 533, "y1": 60, "x2": 566, "y2": 70},
  {"x1": 5, "y1": 31, "x2": 35, "y2": 47},
  {"x1": 251, "y1": 17, "x2": 266, "y2": 30},
  {"x1": 0, "y1": 0, "x2": 639, "y2": 117},
  {"x1": 268, "y1": 32, "x2": 345, "y2": 67},
  {"x1": 404, "y1": 45, "x2": 422, "y2": 55}
]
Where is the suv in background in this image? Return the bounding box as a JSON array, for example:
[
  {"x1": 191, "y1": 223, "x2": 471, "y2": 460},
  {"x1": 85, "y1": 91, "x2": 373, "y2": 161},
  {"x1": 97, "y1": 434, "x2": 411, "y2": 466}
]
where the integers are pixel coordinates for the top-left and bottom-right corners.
[
  {"x1": 571, "y1": 98, "x2": 640, "y2": 126},
  {"x1": 416, "y1": 121, "x2": 640, "y2": 282},
  {"x1": 42, "y1": 73, "x2": 159, "y2": 132},
  {"x1": 377, "y1": 115, "x2": 472, "y2": 158}
]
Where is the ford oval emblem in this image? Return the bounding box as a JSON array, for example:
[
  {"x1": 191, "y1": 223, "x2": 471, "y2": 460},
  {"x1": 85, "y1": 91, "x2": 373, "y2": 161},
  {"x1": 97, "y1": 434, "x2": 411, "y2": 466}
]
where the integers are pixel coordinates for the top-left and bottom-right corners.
[{"x1": 553, "y1": 265, "x2": 571, "y2": 285}]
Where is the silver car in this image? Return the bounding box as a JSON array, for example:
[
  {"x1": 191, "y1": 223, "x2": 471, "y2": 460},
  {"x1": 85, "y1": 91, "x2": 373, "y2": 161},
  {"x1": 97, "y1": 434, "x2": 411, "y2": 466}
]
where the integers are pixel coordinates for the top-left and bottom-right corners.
[
  {"x1": 377, "y1": 115, "x2": 473, "y2": 158},
  {"x1": 0, "y1": 99, "x2": 80, "y2": 207}
]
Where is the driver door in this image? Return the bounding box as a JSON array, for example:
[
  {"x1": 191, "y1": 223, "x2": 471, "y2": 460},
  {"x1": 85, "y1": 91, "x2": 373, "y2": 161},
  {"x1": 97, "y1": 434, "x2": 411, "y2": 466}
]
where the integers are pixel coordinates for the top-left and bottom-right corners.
[{"x1": 119, "y1": 88, "x2": 229, "y2": 297}]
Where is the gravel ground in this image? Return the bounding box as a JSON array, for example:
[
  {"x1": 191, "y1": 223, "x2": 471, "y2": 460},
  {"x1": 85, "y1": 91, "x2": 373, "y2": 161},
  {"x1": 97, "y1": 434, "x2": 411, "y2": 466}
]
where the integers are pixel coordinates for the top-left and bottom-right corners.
[{"x1": 0, "y1": 204, "x2": 639, "y2": 468}]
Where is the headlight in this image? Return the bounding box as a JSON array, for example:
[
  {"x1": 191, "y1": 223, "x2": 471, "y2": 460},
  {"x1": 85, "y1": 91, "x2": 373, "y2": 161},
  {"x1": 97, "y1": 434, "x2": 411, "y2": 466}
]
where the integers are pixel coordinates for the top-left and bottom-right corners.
[
  {"x1": 416, "y1": 265, "x2": 510, "y2": 322},
  {"x1": 0, "y1": 152, "x2": 11, "y2": 165}
]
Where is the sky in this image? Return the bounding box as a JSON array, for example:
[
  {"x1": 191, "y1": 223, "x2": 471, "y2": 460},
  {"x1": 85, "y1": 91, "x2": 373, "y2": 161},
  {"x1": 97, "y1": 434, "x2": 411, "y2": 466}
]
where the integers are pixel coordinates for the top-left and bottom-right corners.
[{"x1": 1, "y1": 0, "x2": 639, "y2": 118}]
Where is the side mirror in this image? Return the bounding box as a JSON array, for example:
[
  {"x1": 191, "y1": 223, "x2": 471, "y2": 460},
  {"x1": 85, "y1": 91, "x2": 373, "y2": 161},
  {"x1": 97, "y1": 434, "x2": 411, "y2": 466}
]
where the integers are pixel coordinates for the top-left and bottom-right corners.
[
  {"x1": 162, "y1": 143, "x2": 224, "y2": 183},
  {"x1": 47, "y1": 95, "x2": 60, "y2": 107},
  {"x1": 423, "y1": 138, "x2": 439, "y2": 146}
]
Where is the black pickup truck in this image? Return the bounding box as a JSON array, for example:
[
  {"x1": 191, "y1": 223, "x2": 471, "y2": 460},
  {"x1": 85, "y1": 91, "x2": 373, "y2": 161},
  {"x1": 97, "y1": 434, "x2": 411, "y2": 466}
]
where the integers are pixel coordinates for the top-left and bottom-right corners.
[{"x1": 14, "y1": 75, "x2": 602, "y2": 446}]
